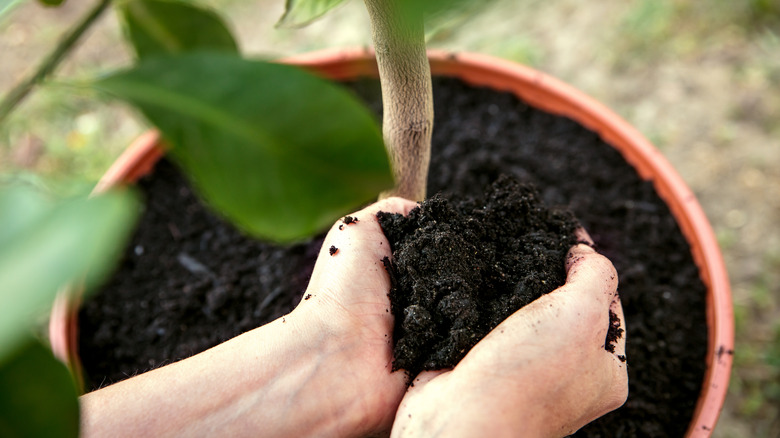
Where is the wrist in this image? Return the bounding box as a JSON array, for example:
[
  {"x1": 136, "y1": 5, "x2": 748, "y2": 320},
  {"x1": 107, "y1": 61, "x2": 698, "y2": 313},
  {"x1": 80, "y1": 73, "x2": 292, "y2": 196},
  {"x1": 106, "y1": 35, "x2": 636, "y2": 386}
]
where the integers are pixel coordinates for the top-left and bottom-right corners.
[
  {"x1": 392, "y1": 370, "x2": 561, "y2": 438},
  {"x1": 239, "y1": 311, "x2": 381, "y2": 438},
  {"x1": 288, "y1": 305, "x2": 404, "y2": 437}
]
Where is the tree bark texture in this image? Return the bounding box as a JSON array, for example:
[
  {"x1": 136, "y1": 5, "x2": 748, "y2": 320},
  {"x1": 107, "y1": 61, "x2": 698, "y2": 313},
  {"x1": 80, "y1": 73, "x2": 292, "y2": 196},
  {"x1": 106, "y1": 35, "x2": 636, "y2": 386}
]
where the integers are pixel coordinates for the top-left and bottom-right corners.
[{"x1": 363, "y1": 0, "x2": 433, "y2": 202}]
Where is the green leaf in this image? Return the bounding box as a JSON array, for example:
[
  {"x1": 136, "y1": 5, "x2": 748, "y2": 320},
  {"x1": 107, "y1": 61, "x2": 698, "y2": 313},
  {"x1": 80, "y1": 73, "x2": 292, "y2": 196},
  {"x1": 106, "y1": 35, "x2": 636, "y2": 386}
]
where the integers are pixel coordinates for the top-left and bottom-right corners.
[
  {"x1": 121, "y1": 0, "x2": 238, "y2": 58},
  {"x1": 38, "y1": 0, "x2": 65, "y2": 6},
  {"x1": 0, "y1": 339, "x2": 79, "y2": 438},
  {"x1": 423, "y1": 0, "x2": 496, "y2": 41},
  {"x1": 276, "y1": 0, "x2": 346, "y2": 28},
  {"x1": 0, "y1": 187, "x2": 139, "y2": 358},
  {"x1": 94, "y1": 52, "x2": 392, "y2": 242},
  {"x1": 0, "y1": 185, "x2": 51, "y2": 250}
]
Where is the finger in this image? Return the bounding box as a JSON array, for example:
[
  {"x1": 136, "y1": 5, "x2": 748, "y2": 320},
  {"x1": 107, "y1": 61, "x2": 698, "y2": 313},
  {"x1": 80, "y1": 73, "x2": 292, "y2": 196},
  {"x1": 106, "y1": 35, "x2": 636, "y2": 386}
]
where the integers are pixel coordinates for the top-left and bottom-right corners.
[
  {"x1": 562, "y1": 245, "x2": 619, "y2": 310},
  {"x1": 319, "y1": 197, "x2": 418, "y2": 256},
  {"x1": 315, "y1": 197, "x2": 417, "y2": 262},
  {"x1": 370, "y1": 196, "x2": 419, "y2": 217},
  {"x1": 304, "y1": 197, "x2": 418, "y2": 307},
  {"x1": 565, "y1": 242, "x2": 595, "y2": 272}
]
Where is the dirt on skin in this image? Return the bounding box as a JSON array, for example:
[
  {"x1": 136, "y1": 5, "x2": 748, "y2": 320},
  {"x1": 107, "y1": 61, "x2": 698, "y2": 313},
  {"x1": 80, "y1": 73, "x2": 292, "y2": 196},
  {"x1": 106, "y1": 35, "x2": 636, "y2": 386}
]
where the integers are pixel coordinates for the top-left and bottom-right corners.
[
  {"x1": 79, "y1": 77, "x2": 707, "y2": 437},
  {"x1": 377, "y1": 176, "x2": 579, "y2": 377},
  {"x1": 351, "y1": 77, "x2": 707, "y2": 437},
  {"x1": 78, "y1": 159, "x2": 321, "y2": 389}
]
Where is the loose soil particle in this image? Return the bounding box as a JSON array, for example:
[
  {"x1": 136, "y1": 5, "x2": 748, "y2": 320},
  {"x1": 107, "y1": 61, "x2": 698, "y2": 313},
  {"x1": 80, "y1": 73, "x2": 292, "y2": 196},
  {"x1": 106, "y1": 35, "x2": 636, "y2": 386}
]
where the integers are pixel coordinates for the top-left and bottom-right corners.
[
  {"x1": 79, "y1": 77, "x2": 707, "y2": 437},
  {"x1": 377, "y1": 176, "x2": 579, "y2": 377},
  {"x1": 605, "y1": 309, "x2": 625, "y2": 354}
]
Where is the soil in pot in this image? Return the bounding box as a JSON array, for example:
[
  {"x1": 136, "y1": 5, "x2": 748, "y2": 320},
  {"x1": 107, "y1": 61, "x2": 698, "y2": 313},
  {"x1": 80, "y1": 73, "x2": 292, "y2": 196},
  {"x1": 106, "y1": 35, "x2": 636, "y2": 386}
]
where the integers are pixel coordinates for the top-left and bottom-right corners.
[
  {"x1": 377, "y1": 176, "x2": 582, "y2": 377},
  {"x1": 78, "y1": 77, "x2": 707, "y2": 437}
]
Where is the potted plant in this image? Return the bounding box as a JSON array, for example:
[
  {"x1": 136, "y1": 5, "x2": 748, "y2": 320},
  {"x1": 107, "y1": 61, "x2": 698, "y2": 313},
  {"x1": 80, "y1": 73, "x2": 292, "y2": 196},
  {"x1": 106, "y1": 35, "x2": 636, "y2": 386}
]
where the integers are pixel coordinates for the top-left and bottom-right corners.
[{"x1": 0, "y1": 0, "x2": 732, "y2": 436}]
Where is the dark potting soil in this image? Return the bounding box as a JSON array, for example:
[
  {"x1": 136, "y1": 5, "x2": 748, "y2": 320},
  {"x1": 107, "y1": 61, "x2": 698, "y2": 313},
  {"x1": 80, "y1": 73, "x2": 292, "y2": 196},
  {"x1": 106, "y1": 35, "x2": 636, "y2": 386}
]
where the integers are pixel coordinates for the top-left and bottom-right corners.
[
  {"x1": 377, "y1": 176, "x2": 579, "y2": 377},
  {"x1": 78, "y1": 158, "x2": 322, "y2": 386},
  {"x1": 79, "y1": 77, "x2": 707, "y2": 437}
]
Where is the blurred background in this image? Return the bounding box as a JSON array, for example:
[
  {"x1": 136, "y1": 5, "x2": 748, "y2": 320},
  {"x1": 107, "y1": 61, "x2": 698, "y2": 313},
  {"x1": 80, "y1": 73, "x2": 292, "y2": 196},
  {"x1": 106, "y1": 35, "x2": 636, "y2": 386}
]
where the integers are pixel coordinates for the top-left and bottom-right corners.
[{"x1": 1, "y1": 0, "x2": 778, "y2": 436}]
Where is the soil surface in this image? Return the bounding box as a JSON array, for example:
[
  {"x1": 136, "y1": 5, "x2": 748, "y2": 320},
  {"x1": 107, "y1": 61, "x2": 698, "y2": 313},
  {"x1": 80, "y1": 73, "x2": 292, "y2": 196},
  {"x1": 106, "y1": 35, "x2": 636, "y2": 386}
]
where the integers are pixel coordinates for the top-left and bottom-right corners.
[
  {"x1": 78, "y1": 77, "x2": 707, "y2": 437},
  {"x1": 78, "y1": 159, "x2": 321, "y2": 386},
  {"x1": 377, "y1": 176, "x2": 578, "y2": 377},
  {"x1": 4, "y1": 2, "x2": 775, "y2": 435}
]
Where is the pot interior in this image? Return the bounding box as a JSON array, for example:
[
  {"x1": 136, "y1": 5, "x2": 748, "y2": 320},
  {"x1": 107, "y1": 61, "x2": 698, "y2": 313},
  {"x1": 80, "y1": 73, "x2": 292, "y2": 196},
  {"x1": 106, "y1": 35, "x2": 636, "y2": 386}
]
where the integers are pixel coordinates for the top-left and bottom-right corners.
[{"x1": 60, "y1": 50, "x2": 732, "y2": 437}]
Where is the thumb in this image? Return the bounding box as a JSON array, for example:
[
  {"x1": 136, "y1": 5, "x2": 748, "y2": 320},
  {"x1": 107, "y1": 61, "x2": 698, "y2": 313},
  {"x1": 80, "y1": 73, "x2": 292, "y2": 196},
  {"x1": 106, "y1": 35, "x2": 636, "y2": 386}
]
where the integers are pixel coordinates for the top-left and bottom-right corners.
[{"x1": 563, "y1": 243, "x2": 618, "y2": 310}]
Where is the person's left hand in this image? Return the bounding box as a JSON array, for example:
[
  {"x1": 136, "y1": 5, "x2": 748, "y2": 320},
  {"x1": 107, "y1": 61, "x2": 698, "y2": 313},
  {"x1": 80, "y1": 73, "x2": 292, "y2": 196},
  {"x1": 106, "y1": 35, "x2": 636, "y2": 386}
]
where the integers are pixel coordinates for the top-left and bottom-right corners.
[{"x1": 389, "y1": 236, "x2": 628, "y2": 438}]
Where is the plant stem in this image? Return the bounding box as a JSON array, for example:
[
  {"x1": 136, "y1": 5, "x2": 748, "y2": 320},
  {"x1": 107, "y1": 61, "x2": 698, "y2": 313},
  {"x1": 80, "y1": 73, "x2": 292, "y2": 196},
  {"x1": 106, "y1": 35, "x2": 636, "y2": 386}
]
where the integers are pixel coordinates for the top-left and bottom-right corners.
[
  {"x1": 363, "y1": 0, "x2": 433, "y2": 202},
  {"x1": 0, "y1": 0, "x2": 113, "y2": 125}
]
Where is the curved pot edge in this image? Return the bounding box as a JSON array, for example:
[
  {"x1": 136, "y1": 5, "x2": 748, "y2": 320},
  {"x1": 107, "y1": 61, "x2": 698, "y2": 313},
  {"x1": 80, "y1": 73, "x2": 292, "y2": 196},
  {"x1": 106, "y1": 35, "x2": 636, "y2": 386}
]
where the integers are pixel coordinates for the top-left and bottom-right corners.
[
  {"x1": 50, "y1": 49, "x2": 733, "y2": 436},
  {"x1": 48, "y1": 131, "x2": 164, "y2": 392},
  {"x1": 285, "y1": 47, "x2": 734, "y2": 436},
  {"x1": 431, "y1": 50, "x2": 734, "y2": 437}
]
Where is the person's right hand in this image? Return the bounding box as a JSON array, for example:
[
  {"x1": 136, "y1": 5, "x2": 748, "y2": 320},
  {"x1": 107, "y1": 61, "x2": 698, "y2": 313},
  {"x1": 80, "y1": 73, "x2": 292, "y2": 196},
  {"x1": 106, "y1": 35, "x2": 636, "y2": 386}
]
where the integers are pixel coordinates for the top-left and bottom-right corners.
[{"x1": 391, "y1": 236, "x2": 628, "y2": 438}]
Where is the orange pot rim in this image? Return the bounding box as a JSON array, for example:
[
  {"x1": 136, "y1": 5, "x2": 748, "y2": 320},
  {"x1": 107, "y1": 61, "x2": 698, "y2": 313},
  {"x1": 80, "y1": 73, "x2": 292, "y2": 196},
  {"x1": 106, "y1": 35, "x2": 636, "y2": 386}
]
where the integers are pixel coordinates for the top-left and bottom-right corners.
[
  {"x1": 50, "y1": 48, "x2": 732, "y2": 437},
  {"x1": 285, "y1": 48, "x2": 732, "y2": 436}
]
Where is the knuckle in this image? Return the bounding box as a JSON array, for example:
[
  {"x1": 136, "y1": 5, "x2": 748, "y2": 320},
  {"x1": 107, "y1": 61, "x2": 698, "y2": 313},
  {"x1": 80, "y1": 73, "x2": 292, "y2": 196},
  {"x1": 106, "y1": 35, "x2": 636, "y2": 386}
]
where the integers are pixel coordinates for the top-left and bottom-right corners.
[
  {"x1": 377, "y1": 196, "x2": 404, "y2": 208},
  {"x1": 378, "y1": 196, "x2": 417, "y2": 213}
]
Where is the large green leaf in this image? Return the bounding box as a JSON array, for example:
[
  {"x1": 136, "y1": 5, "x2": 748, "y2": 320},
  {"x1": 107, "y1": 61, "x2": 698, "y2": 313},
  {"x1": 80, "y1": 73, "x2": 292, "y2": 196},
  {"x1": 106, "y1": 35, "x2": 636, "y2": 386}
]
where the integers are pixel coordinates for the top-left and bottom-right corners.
[
  {"x1": 121, "y1": 0, "x2": 238, "y2": 58},
  {"x1": 276, "y1": 0, "x2": 346, "y2": 28},
  {"x1": 94, "y1": 52, "x2": 392, "y2": 242},
  {"x1": 0, "y1": 339, "x2": 79, "y2": 438},
  {"x1": 0, "y1": 187, "x2": 138, "y2": 358},
  {"x1": 0, "y1": 185, "x2": 50, "y2": 249}
]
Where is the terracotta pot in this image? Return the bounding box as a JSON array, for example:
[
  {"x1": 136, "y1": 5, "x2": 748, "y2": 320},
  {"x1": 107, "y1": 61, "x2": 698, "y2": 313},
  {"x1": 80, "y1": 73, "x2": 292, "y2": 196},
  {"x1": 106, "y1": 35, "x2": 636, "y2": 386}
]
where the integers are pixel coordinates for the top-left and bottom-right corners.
[
  {"x1": 48, "y1": 130, "x2": 164, "y2": 392},
  {"x1": 50, "y1": 49, "x2": 732, "y2": 436}
]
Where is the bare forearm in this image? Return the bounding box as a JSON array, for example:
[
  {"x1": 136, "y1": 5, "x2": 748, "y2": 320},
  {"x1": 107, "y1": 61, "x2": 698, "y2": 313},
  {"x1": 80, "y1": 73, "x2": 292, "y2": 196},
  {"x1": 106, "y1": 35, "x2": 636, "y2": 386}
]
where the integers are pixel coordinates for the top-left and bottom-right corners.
[
  {"x1": 80, "y1": 199, "x2": 418, "y2": 437},
  {"x1": 80, "y1": 312, "x2": 364, "y2": 437}
]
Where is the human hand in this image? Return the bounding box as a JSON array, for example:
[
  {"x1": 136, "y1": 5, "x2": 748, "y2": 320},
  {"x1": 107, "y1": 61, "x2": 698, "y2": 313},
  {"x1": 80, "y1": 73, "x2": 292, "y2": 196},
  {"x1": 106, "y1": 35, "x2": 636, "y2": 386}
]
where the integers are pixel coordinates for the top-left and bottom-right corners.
[
  {"x1": 80, "y1": 198, "x2": 418, "y2": 438},
  {"x1": 390, "y1": 233, "x2": 628, "y2": 438},
  {"x1": 80, "y1": 205, "x2": 624, "y2": 438},
  {"x1": 289, "y1": 196, "x2": 418, "y2": 437}
]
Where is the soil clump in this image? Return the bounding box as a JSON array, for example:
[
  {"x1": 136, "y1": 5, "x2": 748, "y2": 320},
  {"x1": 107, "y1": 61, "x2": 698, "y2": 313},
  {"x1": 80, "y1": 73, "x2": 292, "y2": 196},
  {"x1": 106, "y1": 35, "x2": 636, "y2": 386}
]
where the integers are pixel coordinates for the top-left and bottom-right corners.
[
  {"x1": 79, "y1": 77, "x2": 707, "y2": 436},
  {"x1": 377, "y1": 176, "x2": 578, "y2": 377}
]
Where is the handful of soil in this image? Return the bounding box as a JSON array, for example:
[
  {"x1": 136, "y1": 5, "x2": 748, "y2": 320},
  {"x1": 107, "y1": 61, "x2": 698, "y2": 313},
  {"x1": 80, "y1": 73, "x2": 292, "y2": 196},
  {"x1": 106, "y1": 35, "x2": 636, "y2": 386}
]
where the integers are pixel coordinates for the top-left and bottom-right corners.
[{"x1": 377, "y1": 175, "x2": 578, "y2": 378}]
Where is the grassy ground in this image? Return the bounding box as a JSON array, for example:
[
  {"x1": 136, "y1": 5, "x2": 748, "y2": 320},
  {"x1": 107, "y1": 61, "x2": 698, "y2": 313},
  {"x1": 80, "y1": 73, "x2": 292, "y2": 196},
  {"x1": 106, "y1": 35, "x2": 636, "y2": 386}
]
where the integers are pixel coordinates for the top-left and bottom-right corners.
[{"x1": 1, "y1": 0, "x2": 779, "y2": 436}]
